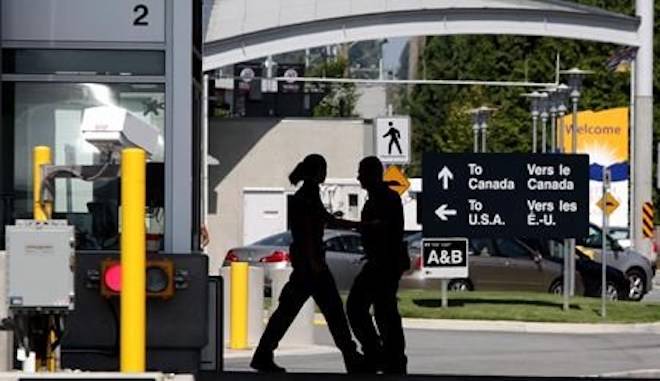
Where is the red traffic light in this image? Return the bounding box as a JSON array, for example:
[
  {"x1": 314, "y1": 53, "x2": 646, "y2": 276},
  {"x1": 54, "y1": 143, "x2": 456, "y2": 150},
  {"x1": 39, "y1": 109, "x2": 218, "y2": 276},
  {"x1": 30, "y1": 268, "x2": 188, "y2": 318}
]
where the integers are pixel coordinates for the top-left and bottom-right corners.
[{"x1": 100, "y1": 259, "x2": 174, "y2": 299}]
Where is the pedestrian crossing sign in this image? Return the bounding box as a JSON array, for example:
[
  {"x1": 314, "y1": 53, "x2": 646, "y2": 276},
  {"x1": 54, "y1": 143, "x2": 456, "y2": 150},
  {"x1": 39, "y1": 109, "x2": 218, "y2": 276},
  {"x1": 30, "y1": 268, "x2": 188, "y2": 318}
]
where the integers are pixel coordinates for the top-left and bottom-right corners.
[{"x1": 375, "y1": 116, "x2": 411, "y2": 164}]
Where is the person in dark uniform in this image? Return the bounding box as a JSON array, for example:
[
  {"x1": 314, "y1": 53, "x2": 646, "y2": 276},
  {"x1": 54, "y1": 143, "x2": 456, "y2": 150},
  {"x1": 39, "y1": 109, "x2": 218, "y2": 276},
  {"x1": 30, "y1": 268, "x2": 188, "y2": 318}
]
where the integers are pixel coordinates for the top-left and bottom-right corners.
[
  {"x1": 347, "y1": 156, "x2": 408, "y2": 374},
  {"x1": 251, "y1": 154, "x2": 363, "y2": 373}
]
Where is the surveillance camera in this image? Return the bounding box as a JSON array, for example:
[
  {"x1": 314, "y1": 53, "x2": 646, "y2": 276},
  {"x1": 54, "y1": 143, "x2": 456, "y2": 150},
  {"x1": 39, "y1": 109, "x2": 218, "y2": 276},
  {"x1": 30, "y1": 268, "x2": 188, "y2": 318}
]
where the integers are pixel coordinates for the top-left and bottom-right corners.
[{"x1": 81, "y1": 105, "x2": 159, "y2": 158}]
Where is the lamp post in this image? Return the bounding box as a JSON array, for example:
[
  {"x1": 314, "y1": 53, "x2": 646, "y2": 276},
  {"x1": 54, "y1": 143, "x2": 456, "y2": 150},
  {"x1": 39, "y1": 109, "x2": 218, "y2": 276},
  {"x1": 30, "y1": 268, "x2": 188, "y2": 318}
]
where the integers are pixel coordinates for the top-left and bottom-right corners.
[
  {"x1": 468, "y1": 106, "x2": 496, "y2": 153},
  {"x1": 560, "y1": 67, "x2": 592, "y2": 154},
  {"x1": 554, "y1": 84, "x2": 570, "y2": 153},
  {"x1": 522, "y1": 91, "x2": 547, "y2": 153},
  {"x1": 544, "y1": 88, "x2": 558, "y2": 152},
  {"x1": 471, "y1": 111, "x2": 481, "y2": 153},
  {"x1": 539, "y1": 92, "x2": 550, "y2": 153},
  {"x1": 560, "y1": 67, "x2": 592, "y2": 296}
]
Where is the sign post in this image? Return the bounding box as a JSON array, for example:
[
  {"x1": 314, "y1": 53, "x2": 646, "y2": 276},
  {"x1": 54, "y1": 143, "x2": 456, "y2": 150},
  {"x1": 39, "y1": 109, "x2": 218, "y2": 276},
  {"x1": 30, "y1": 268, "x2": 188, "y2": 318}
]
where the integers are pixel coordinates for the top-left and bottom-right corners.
[
  {"x1": 597, "y1": 170, "x2": 616, "y2": 318},
  {"x1": 421, "y1": 238, "x2": 469, "y2": 308}
]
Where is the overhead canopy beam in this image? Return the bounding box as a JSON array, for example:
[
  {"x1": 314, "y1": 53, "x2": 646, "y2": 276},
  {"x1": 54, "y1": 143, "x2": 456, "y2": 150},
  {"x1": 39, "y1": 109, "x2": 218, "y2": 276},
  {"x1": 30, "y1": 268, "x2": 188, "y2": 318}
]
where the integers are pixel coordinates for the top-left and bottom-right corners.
[{"x1": 203, "y1": 7, "x2": 640, "y2": 71}]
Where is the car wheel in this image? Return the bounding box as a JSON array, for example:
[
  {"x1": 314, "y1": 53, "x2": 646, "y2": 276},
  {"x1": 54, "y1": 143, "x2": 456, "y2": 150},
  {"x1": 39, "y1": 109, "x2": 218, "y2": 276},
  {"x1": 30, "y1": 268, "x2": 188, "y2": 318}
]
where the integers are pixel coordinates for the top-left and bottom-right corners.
[
  {"x1": 549, "y1": 279, "x2": 563, "y2": 294},
  {"x1": 605, "y1": 282, "x2": 620, "y2": 301},
  {"x1": 448, "y1": 279, "x2": 472, "y2": 292},
  {"x1": 626, "y1": 269, "x2": 646, "y2": 301}
]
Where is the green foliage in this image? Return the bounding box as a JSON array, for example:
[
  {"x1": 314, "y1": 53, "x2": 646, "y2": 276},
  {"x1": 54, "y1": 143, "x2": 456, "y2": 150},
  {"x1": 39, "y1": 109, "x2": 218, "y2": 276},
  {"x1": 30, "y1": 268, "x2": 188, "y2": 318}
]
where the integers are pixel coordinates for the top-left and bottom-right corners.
[
  {"x1": 307, "y1": 56, "x2": 358, "y2": 117},
  {"x1": 402, "y1": 0, "x2": 656, "y2": 178}
]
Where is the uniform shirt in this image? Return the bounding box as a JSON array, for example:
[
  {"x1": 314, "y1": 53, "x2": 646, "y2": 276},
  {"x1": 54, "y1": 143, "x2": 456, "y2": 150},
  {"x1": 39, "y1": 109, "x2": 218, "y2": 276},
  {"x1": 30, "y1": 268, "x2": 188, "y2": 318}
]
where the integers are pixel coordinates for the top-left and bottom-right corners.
[{"x1": 360, "y1": 184, "x2": 404, "y2": 270}]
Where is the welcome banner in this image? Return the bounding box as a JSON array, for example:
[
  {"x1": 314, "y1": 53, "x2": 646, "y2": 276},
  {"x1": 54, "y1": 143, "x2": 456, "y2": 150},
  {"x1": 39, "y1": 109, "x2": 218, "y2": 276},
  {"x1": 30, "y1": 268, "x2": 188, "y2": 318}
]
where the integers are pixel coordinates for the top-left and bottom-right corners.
[{"x1": 562, "y1": 107, "x2": 629, "y2": 228}]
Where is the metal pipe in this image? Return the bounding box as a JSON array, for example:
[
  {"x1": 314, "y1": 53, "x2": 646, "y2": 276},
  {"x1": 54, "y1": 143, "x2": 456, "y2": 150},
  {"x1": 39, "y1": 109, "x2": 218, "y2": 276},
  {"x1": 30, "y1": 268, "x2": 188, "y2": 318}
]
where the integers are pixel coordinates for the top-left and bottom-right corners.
[
  {"x1": 120, "y1": 148, "x2": 147, "y2": 372},
  {"x1": 202, "y1": 74, "x2": 209, "y2": 253},
  {"x1": 550, "y1": 112, "x2": 557, "y2": 153},
  {"x1": 473, "y1": 127, "x2": 480, "y2": 153},
  {"x1": 532, "y1": 117, "x2": 538, "y2": 153},
  {"x1": 242, "y1": 76, "x2": 559, "y2": 88},
  {"x1": 33, "y1": 146, "x2": 52, "y2": 221},
  {"x1": 481, "y1": 123, "x2": 487, "y2": 153},
  {"x1": 541, "y1": 115, "x2": 548, "y2": 153}
]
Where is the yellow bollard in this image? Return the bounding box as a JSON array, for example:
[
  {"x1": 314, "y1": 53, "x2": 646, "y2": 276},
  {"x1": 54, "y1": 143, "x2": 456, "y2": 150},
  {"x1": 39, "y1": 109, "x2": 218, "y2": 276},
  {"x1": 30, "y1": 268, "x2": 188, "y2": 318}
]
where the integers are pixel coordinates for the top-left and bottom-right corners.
[
  {"x1": 33, "y1": 146, "x2": 52, "y2": 220},
  {"x1": 120, "y1": 148, "x2": 146, "y2": 372},
  {"x1": 230, "y1": 262, "x2": 249, "y2": 349}
]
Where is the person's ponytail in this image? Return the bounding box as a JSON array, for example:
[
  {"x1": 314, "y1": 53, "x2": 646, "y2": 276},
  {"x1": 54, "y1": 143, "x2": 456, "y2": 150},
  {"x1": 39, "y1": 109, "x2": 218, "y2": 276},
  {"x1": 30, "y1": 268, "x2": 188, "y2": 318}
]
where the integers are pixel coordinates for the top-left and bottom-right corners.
[{"x1": 288, "y1": 161, "x2": 306, "y2": 185}]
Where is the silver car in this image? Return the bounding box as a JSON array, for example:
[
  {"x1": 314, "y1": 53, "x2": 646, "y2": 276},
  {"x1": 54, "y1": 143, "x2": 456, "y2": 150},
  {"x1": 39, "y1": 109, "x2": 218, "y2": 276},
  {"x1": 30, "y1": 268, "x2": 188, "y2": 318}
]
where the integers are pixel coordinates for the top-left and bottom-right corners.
[
  {"x1": 577, "y1": 224, "x2": 655, "y2": 301},
  {"x1": 224, "y1": 229, "x2": 366, "y2": 291}
]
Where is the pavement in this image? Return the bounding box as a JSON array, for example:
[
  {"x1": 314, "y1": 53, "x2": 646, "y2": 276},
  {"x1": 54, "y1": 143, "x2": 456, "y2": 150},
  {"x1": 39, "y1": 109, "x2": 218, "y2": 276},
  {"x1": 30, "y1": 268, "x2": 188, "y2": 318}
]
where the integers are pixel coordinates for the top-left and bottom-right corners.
[{"x1": 224, "y1": 282, "x2": 660, "y2": 377}]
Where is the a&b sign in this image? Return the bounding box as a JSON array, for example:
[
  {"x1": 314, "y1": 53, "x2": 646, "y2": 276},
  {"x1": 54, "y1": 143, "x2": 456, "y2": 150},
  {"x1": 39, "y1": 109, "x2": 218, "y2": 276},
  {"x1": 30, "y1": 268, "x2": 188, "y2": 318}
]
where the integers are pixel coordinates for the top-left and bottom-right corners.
[{"x1": 422, "y1": 238, "x2": 469, "y2": 279}]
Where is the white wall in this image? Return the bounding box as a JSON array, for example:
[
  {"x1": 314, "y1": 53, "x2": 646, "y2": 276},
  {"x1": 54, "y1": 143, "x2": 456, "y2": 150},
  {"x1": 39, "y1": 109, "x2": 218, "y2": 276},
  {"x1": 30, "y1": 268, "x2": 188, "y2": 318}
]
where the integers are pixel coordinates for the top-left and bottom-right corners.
[{"x1": 207, "y1": 118, "x2": 373, "y2": 273}]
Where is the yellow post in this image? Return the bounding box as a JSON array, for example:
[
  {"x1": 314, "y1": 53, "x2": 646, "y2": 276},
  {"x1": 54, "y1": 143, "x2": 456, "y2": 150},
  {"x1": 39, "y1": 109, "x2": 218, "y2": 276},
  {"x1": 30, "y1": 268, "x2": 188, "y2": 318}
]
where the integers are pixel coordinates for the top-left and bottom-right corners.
[
  {"x1": 33, "y1": 146, "x2": 52, "y2": 221},
  {"x1": 120, "y1": 148, "x2": 146, "y2": 372},
  {"x1": 230, "y1": 262, "x2": 249, "y2": 349}
]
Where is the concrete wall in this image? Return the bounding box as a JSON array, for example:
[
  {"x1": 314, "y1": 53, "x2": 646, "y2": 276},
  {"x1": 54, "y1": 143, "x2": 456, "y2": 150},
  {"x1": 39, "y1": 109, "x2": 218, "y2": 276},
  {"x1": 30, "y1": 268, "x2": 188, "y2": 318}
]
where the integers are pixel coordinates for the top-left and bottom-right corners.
[{"x1": 207, "y1": 118, "x2": 373, "y2": 273}]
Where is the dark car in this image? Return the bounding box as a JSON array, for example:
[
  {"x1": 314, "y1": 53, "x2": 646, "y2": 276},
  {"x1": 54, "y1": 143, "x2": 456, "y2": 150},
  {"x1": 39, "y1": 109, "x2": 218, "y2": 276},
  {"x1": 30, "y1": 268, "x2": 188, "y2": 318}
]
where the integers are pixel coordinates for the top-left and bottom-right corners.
[
  {"x1": 522, "y1": 239, "x2": 630, "y2": 300},
  {"x1": 401, "y1": 233, "x2": 582, "y2": 295}
]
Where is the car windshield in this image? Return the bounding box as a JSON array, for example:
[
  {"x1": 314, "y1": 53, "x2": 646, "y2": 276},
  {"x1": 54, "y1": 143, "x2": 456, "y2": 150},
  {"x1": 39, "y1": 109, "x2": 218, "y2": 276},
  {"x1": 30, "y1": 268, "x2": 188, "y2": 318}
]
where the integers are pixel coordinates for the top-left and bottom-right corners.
[
  {"x1": 252, "y1": 232, "x2": 292, "y2": 246},
  {"x1": 608, "y1": 228, "x2": 629, "y2": 241}
]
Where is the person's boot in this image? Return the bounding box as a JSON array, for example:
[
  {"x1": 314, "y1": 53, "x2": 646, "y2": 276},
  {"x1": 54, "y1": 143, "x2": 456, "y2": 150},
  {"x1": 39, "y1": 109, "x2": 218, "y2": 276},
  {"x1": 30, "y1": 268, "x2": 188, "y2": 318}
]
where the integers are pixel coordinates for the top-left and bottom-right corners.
[
  {"x1": 342, "y1": 350, "x2": 368, "y2": 373},
  {"x1": 382, "y1": 354, "x2": 407, "y2": 375},
  {"x1": 250, "y1": 348, "x2": 286, "y2": 373}
]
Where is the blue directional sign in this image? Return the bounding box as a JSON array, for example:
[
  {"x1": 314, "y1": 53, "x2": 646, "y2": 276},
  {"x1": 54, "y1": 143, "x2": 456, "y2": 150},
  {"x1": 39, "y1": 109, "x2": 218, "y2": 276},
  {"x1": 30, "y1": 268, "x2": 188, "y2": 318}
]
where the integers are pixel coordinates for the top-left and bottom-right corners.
[{"x1": 422, "y1": 153, "x2": 589, "y2": 238}]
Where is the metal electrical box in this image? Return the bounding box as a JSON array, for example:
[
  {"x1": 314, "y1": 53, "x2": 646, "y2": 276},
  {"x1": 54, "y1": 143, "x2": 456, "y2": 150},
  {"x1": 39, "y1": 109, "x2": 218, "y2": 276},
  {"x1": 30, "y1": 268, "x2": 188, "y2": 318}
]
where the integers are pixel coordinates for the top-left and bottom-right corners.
[{"x1": 6, "y1": 220, "x2": 75, "y2": 310}]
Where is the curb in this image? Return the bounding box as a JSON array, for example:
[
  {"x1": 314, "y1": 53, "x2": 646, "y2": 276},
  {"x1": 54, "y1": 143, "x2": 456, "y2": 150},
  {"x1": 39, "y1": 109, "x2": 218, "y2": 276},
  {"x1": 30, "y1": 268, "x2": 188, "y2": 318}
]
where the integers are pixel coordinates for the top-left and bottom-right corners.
[
  {"x1": 314, "y1": 313, "x2": 660, "y2": 335},
  {"x1": 225, "y1": 345, "x2": 340, "y2": 359}
]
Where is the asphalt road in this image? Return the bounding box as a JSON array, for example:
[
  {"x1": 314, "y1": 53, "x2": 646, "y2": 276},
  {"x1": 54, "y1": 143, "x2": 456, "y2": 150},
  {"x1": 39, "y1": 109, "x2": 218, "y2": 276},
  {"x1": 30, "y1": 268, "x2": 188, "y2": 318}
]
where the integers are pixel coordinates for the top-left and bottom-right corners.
[{"x1": 225, "y1": 326, "x2": 660, "y2": 377}]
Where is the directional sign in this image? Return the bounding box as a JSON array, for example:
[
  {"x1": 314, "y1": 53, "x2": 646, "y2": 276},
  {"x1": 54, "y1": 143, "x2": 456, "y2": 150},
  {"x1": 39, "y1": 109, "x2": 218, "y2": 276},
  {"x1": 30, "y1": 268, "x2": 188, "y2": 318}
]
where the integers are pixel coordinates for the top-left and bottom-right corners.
[
  {"x1": 375, "y1": 116, "x2": 411, "y2": 164},
  {"x1": 596, "y1": 192, "x2": 620, "y2": 216},
  {"x1": 421, "y1": 238, "x2": 469, "y2": 279},
  {"x1": 383, "y1": 165, "x2": 411, "y2": 195},
  {"x1": 422, "y1": 153, "x2": 589, "y2": 238}
]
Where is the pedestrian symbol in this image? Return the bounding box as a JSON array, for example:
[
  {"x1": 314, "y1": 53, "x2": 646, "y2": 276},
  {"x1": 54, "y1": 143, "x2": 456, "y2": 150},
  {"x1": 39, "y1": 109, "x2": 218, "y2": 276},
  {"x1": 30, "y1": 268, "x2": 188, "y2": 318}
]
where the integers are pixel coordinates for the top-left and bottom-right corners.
[
  {"x1": 383, "y1": 122, "x2": 402, "y2": 154},
  {"x1": 375, "y1": 116, "x2": 410, "y2": 164}
]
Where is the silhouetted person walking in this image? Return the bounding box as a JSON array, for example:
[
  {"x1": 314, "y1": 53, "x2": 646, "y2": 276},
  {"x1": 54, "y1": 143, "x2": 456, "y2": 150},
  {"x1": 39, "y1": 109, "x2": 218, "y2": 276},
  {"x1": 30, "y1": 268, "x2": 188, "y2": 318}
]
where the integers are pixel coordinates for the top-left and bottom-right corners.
[
  {"x1": 251, "y1": 154, "x2": 363, "y2": 373},
  {"x1": 347, "y1": 156, "x2": 408, "y2": 374},
  {"x1": 383, "y1": 122, "x2": 402, "y2": 155}
]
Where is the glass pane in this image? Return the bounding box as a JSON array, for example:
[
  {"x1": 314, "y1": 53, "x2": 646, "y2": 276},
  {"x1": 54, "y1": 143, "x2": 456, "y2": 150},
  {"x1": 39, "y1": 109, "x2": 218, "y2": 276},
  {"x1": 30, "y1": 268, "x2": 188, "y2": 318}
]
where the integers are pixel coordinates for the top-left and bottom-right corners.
[
  {"x1": 494, "y1": 239, "x2": 530, "y2": 258},
  {"x1": 11, "y1": 82, "x2": 165, "y2": 249}
]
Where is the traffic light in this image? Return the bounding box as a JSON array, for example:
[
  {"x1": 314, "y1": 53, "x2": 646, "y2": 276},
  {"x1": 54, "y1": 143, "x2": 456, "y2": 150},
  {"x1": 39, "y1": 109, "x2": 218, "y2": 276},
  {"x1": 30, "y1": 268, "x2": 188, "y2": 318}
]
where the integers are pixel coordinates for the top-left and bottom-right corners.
[{"x1": 100, "y1": 258, "x2": 175, "y2": 299}]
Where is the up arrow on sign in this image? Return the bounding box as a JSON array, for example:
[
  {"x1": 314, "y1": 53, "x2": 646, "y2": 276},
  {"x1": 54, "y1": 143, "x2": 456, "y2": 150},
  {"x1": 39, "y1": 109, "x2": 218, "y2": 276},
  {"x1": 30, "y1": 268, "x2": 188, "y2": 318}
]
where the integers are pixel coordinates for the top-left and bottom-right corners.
[
  {"x1": 437, "y1": 166, "x2": 454, "y2": 190},
  {"x1": 435, "y1": 204, "x2": 457, "y2": 221}
]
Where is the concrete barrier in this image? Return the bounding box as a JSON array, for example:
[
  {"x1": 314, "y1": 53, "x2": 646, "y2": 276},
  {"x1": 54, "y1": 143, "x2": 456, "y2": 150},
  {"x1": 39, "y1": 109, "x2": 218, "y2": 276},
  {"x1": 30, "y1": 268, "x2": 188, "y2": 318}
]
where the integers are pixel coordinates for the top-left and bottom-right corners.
[{"x1": 269, "y1": 268, "x2": 314, "y2": 347}]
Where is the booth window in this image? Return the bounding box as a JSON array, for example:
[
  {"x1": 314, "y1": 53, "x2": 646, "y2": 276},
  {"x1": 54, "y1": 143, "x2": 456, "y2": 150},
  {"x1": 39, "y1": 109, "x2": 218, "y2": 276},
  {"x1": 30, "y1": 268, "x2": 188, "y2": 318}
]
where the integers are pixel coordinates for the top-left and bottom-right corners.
[{"x1": 4, "y1": 82, "x2": 165, "y2": 250}]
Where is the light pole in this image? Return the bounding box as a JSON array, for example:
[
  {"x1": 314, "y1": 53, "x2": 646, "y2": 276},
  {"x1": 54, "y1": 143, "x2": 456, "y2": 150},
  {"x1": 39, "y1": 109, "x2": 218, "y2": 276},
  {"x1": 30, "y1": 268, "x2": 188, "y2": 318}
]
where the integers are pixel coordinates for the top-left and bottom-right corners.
[
  {"x1": 522, "y1": 91, "x2": 547, "y2": 153},
  {"x1": 560, "y1": 67, "x2": 592, "y2": 153},
  {"x1": 471, "y1": 111, "x2": 481, "y2": 153},
  {"x1": 560, "y1": 67, "x2": 592, "y2": 296},
  {"x1": 479, "y1": 106, "x2": 495, "y2": 153},
  {"x1": 539, "y1": 92, "x2": 549, "y2": 153},
  {"x1": 554, "y1": 84, "x2": 570, "y2": 153},
  {"x1": 468, "y1": 106, "x2": 495, "y2": 153},
  {"x1": 545, "y1": 88, "x2": 558, "y2": 152}
]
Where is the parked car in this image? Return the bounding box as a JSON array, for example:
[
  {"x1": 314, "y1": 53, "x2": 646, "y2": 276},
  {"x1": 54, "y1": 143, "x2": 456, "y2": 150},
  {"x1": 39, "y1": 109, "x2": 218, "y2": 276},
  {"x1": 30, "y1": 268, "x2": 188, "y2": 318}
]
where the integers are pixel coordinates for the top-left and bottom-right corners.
[
  {"x1": 575, "y1": 224, "x2": 655, "y2": 301},
  {"x1": 521, "y1": 238, "x2": 630, "y2": 300},
  {"x1": 400, "y1": 233, "x2": 585, "y2": 295},
  {"x1": 224, "y1": 229, "x2": 365, "y2": 291},
  {"x1": 608, "y1": 226, "x2": 631, "y2": 248}
]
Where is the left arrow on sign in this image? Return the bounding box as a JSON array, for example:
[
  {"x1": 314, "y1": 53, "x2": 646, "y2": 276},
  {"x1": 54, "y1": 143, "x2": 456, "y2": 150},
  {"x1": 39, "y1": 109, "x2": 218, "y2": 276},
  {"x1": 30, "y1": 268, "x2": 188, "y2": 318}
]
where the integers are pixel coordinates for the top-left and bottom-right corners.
[
  {"x1": 435, "y1": 204, "x2": 457, "y2": 221},
  {"x1": 437, "y1": 166, "x2": 454, "y2": 190}
]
